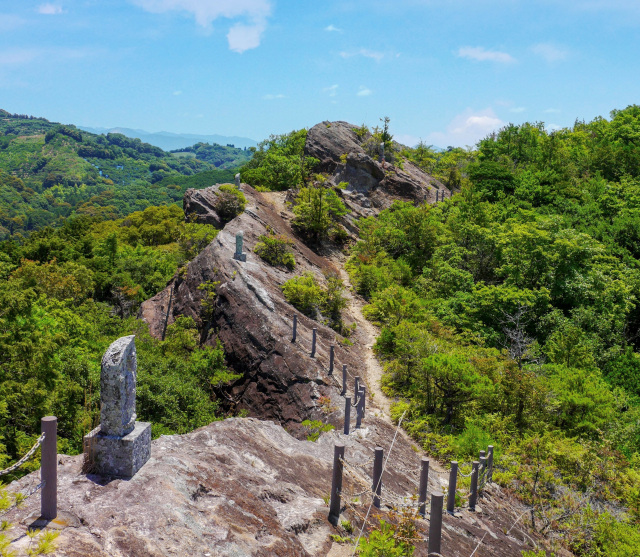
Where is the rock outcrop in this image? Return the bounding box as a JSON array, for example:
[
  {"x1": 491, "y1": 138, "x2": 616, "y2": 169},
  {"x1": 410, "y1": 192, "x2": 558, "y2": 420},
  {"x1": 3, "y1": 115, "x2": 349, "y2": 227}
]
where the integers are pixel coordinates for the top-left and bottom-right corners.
[
  {"x1": 304, "y1": 121, "x2": 450, "y2": 212},
  {"x1": 6, "y1": 418, "x2": 547, "y2": 557},
  {"x1": 140, "y1": 184, "x2": 364, "y2": 436},
  {"x1": 183, "y1": 184, "x2": 225, "y2": 228}
]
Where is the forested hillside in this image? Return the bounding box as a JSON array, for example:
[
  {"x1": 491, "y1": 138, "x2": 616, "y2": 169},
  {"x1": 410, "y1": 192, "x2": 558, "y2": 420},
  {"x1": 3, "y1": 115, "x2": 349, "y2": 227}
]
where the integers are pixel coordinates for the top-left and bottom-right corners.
[
  {"x1": 345, "y1": 106, "x2": 640, "y2": 554},
  {"x1": 0, "y1": 204, "x2": 239, "y2": 482},
  {"x1": 3, "y1": 106, "x2": 640, "y2": 555},
  {"x1": 171, "y1": 142, "x2": 251, "y2": 169},
  {"x1": 0, "y1": 110, "x2": 239, "y2": 237}
]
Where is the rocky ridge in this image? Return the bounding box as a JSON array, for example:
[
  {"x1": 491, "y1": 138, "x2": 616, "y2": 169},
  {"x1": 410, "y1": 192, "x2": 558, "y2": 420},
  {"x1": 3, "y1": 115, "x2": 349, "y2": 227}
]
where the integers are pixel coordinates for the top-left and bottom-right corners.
[
  {"x1": 4, "y1": 123, "x2": 556, "y2": 556},
  {"x1": 304, "y1": 121, "x2": 451, "y2": 221}
]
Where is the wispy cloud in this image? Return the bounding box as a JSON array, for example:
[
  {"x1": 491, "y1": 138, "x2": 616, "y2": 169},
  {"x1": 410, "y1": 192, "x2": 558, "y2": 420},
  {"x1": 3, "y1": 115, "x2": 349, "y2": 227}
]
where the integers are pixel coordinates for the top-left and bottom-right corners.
[
  {"x1": 510, "y1": 107, "x2": 526, "y2": 113},
  {"x1": 38, "y1": 3, "x2": 63, "y2": 15},
  {"x1": 428, "y1": 108, "x2": 505, "y2": 148},
  {"x1": 457, "y1": 46, "x2": 516, "y2": 64},
  {"x1": 325, "y1": 24, "x2": 342, "y2": 32},
  {"x1": 357, "y1": 86, "x2": 372, "y2": 97},
  {"x1": 133, "y1": 0, "x2": 272, "y2": 53},
  {"x1": 0, "y1": 47, "x2": 98, "y2": 66},
  {"x1": 0, "y1": 14, "x2": 26, "y2": 31},
  {"x1": 544, "y1": 108, "x2": 561, "y2": 114},
  {"x1": 263, "y1": 93, "x2": 285, "y2": 100},
  {"x1": 323, "y1": 84, "x2": 339, "y2": 97},
  {"x1": 340, "y1": 48, "x2": 385, "y2": 62},
  {"x1": 531, "y1": 42, "x2": 569, "y2": 62},
  {"x1": 173, "y1": 90, "x2": 182, "y2": 95}
]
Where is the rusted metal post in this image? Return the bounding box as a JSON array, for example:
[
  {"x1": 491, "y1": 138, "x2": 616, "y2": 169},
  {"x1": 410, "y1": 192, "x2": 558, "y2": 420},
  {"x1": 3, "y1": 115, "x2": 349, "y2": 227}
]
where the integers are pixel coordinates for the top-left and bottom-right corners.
[
  {"x1": 329, "y1": 444, "x2": 345, "y2": 524},
  {"x1": 41, "y1": 416, "x2": 57, "y2": 520},
  {"x1": 469, "y1": 461, "x2": 479, "y2": 511},
  {"x1": 428, "y1": 491, "x2": 444, "y2": 556},
  {"x1": 344, "y1": 397, "x2": 351, "y2": 435},
  {"x1": 292, "y1": 314, "x2": 297, "y2": 343},
  {"x1": 487, "y1": 445, "x2": 494, "y2": 483},
  {"x1": 418, "y1": 457, "x2": 430, "y2": 516},
  {"x1": 355, "y1": 391, "x2": 363, "y2": 429},
  {"x1": 329, "y1": 344, "x2": 335, "y2": 375},
  {"x1": 372, "y1": 447, "x2": 383, "y2": 508},
  {"x1": 341, "y1": 365, "x2": 347, "y2": 395},
  {"x1": 447, "y1": 461, "x2": 458, "y2": 514},
  {"x1": 311, "y1": 327, "x2": 317, "y2": 357}
]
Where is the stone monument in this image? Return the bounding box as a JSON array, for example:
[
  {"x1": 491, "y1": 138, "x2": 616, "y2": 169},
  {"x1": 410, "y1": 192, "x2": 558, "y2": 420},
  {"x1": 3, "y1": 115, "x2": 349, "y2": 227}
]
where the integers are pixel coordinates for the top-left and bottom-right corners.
[
  {"x1": 233, "y1": 231, "x2": 246, "y2": 262},
  {"x1": 83, "y1": 335, "x2": 151, "y2": 478},
  {"x1": 235, "y1": 173, "x2": 241, "y2": 189}
]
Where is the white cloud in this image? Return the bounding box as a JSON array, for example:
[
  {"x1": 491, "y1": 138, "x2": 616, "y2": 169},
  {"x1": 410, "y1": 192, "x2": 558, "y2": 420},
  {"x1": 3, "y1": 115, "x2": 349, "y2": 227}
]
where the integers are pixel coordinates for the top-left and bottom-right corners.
[
  {"x1": 133, "y1": 0, "x2": 272, "y2": 53},
  {"x1": 532, "y1": 42, "x2": 569, "y2": 62},
  {"x1": 263, "y1": 93, "x2": 285, "y2": 100},
  {"x1": 340, "y1": 48, "x2": 385, "y2": 62},
  {"x1": 548, "y1": 123, "x2": 561, "y2": 131},
  {"x1": 227, "y1": 22, "x2": 266, "y2": 53},
  {"x1": 323, "y1": 84, "x2": 339, "y2": 97},
  {"x1": 38, "y1": 4, "x2": 63, "y2": 15},
  {"x1": 325, "y1": 24, "x2": 342, "y2": 32},
  {"x1": 427, "y1": 108, "x2": 505, "y2": 148},
  {"x1": 357, "y1": 86, "x2": 372, "y2": 97},
  {"x1": 510, "y1": 107, "x2": 526, "y2": 113},
  {"x1": 457, "y1": 46, "x2": 516, "y2": 64},
  {"x1": 173, "y1": 90, "x2": 182, "y2": 95}
]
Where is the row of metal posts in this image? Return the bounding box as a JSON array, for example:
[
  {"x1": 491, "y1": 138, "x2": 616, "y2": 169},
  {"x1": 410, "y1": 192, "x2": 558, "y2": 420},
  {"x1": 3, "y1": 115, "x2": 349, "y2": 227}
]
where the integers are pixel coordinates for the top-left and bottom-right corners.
[
  {"x1": 329, "y1": 443, "x2": 494, "y2": 555},
  {"x1": 291, "y1": 315, "x2": 367, "y2": 432},
  {"x1": 446, "y1": 446, "x2": 493, "y2": 515}
]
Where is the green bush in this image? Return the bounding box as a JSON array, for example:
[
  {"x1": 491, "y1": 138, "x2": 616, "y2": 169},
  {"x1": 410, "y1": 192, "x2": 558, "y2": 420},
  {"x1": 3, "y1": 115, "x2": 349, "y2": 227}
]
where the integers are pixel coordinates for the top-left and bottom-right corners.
[
  {"x1": 291, "y1": 179, "x2": 348, "y2": 242},
  {"x1": 282, "y1": 272, "x2": 348, "y2": 333},
  {"x1": 282, "y1": 273, "x2": 323, "y2": 316},
  {"x1": 301, "y1": 419, "x2": 334, "y2": 442},
  {"x1": 215, "y1": 184, "x2": 246, "y2": 222},
  {"x1": 254, "y1": 234, "x2": 295, "y2": 270}
]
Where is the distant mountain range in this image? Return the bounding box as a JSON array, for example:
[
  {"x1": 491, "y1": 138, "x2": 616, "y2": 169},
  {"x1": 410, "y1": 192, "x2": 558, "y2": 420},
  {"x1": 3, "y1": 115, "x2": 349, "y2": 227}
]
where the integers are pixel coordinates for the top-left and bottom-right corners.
[{"x1": 78, "y1": 126, "x2": 258, "y2": 151}]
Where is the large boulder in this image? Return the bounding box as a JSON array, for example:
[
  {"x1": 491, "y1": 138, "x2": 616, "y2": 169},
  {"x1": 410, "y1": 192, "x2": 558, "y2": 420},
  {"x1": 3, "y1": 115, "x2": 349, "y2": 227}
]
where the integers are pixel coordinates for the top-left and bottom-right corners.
[
  {"x1": 183, "y1": 185, "x2": 225, "y2": 227},
  {"x1": 304, "y1": 121, "x2": 449, "y2": 209}
]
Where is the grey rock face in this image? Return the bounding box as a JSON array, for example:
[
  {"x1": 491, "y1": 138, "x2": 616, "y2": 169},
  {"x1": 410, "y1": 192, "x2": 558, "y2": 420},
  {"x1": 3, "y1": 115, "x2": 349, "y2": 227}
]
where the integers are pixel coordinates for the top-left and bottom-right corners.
[
  {"x1": 304, "y1": 120, "x2": 449, "y2": 208},
  {"x1": 100, "y1": 335, "x2": 137, "y2": 437},
  {"x1": 183, "y1": 186, "x2": 224, "y2": 228}
]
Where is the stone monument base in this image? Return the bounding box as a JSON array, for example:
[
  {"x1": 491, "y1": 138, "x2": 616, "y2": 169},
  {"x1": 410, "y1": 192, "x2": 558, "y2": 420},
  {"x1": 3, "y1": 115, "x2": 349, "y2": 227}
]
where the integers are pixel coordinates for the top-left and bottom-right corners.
[{"x1": 83, "y1": 421, "x2": 151, "y2": 478}]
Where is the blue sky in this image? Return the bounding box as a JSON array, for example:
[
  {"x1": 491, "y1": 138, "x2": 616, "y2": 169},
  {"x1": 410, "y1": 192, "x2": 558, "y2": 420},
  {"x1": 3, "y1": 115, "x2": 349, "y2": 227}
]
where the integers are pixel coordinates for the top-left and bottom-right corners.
[{"x1": 0, "y1": 0, "x2": 639, "y2": 147}]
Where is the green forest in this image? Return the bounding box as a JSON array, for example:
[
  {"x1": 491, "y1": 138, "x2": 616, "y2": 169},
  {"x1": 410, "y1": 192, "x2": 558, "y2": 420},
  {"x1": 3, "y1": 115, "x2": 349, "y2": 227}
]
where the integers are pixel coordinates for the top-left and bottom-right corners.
[
  {"x1": 3, "y1": 105, "x2": 640, "y2": 555},
  {"x1": 345, "y1": 106, "x2": 640, "y2": 555},
  {"x1": 240, "y1": 108, "x2": 640, "y2": 554},
  {"x1": 0, "y1": 110, "x2": 239, "y2": 238}
]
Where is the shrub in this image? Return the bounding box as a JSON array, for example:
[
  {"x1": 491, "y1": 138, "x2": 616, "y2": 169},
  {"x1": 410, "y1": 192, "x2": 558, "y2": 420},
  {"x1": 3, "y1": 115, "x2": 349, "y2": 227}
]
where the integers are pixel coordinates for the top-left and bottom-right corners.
[
  {"x1": 291, "y1": 179, "x2": 348, "y2": 242},
  {"x1": 301, "y1": 419, "x2": 335, "y2": 441},
  {"x1": 282, "y1": 272, "x2": 348, "y2": 332},
  {"x1": 282, "y1": 273, "x2": 323, "y2": 316},
  {"x1": 215, "y1": 184, "x2": 246, "y2": 222},
  {"x1": 254, "y1": 234, "x2": 296, "y2": 270}
]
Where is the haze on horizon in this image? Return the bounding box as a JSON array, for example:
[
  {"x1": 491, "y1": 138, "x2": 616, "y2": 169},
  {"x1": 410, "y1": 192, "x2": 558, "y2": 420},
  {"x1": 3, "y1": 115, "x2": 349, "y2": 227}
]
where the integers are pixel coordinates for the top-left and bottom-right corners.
[{"x1": 1, "y1": 0, "x2": 639, "y2": 148}]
